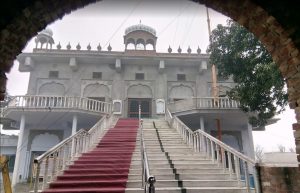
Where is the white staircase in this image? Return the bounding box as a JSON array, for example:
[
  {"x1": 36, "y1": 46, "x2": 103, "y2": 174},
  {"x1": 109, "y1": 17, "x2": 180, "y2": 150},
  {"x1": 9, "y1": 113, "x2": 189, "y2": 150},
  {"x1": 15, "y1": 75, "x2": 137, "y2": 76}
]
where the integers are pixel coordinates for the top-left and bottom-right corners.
[{"x1": 126, "y1": 119, "x2": 253, "y2": 193}]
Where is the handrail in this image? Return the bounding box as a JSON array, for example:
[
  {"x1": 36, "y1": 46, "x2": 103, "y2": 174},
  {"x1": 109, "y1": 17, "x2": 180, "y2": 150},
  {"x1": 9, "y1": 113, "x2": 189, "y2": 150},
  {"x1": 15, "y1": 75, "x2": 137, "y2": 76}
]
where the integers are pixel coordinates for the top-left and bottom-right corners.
[
  {"x1": 4, "y1": 95, "x2": 112, "y2": 114},
  {"x1": 168, "y1": 97, "x2": 240, "y2": 113},
  {"x1": 34, "y1": 129, "x2": 87, "y2": 164},
  {"x1": 32, "y1": 114, "x2": 115, "y2": 193},
  {"x1": 139, "y1": 105, "x2": 155, "y2": 193},
  {"x1": 165, "y1": 108, "x2": 260, "y2": 193}
]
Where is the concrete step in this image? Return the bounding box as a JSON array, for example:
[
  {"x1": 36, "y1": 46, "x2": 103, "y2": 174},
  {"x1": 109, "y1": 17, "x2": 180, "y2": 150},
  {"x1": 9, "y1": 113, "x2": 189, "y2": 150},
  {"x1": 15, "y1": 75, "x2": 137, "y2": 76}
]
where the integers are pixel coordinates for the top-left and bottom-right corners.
[
  {"x1": 127, "y1": 174, "x2": 176, "y2": 180},
  {"x1": 129, "y1": 168, "x2": 229, "y2": 175},
  {"x1": 131, "y1": 152, "x2": 207, "y2": 158},
  {"x1": 130, "y1": 160, "x2": 217, "y2": 165},
  {"x1": 125, "y1": 187, "x2": 253, "y2": 193},
  {"x1": 126, "y1": 179, "x2": 241, "y2": 188}
]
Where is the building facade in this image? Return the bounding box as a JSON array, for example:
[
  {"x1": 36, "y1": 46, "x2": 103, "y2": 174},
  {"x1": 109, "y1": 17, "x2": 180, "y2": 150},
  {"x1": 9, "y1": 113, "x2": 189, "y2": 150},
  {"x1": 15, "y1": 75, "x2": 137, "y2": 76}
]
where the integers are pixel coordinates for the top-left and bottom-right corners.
[{"x1": 3, "y1": 23, "x2": 256, "y2": 184}]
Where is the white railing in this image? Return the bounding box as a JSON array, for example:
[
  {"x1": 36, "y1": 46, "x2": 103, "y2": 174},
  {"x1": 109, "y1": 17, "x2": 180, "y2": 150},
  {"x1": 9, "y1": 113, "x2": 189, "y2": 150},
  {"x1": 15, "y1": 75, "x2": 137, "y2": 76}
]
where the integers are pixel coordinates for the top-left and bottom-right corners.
[
  {"x1": 5, "y1": 95, "x2": 112, "y2": 114},
  {"x1": 139, "y1": 105, "x2": 156, "y2": 193},
  {"x1": 168, "y1": 97, "x2": 240, "y2": 112},
  {"x1": 165, "y1": 109, "x2": 260, "y2": 193},
  {"x1": 31, "y1": 114, "x2": 116, "y2": 193}
]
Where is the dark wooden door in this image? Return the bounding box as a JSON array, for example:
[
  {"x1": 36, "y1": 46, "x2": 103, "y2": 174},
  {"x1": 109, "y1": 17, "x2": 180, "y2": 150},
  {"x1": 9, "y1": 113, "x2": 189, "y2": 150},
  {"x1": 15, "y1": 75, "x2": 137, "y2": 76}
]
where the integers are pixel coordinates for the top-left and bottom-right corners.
[{"x1": 128, "y1": 98, "x2": 151, "y2": 118}]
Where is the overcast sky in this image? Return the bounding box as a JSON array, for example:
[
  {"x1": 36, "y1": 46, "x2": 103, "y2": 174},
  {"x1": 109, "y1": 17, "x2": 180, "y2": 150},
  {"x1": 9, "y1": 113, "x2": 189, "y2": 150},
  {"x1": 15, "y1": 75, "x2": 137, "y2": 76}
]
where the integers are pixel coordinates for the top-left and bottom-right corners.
[{"x1": 3, "y1": 0, "x2": 296, "y2": 152}]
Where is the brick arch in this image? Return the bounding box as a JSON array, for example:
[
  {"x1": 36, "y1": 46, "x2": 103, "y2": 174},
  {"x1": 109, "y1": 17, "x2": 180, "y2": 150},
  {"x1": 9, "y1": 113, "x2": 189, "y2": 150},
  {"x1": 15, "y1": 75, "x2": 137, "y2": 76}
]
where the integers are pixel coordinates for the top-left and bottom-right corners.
[{"x1": 0, "y1": 0, "x2": 299, "y2": 163}]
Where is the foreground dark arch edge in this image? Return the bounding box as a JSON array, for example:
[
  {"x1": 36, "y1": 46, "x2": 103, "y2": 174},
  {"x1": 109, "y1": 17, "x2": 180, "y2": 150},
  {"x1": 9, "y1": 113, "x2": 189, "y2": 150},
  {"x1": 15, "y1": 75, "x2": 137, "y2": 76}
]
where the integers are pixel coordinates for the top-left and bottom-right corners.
[{"x1": 0, "y1": 0, "x2": 299, "y2": 165}]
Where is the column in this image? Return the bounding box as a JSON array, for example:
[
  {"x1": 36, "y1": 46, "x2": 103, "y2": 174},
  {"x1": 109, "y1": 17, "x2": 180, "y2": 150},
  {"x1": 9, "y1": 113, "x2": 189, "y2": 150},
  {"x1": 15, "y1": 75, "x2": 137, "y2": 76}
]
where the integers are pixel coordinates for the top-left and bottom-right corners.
[
  {"x1": 71, "y1": 114, "x2": 78, "y2": 157},
  {"x1": 12, "y1": 114, "x2": 26, "y2": 187},
  {"x1": 200, "y1": 116, "x2": 205, "y2": 131},
  {"x1": 199, "y1": 116, "x2": 206, "y2": 152},
  {"x1": 72, "y1": 114, "x2": 78, "y2": 135},
  {"x1": 247, "y1": 123, "x2": 255, "y2": 159},
  {"x1": 18, "y1": 129, "x2": 29, "y2": 182}
]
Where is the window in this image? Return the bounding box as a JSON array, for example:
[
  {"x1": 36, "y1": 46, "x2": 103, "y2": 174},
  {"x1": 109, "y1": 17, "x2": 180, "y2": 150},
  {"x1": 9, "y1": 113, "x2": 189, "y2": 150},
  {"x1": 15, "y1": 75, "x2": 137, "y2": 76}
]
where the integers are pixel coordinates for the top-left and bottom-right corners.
[
  {"x1": 135, "y1": 73, "x2": 144, "y2": 80},
  {"x1": 92, "y1": 72, "x2": 102, "y2": 79},
  {"x1": 49, "y1": 71, "x2": 59, "y2": 78},
  {"x1": 177, "y1": 74, "x2": 186, "y2": 81}
]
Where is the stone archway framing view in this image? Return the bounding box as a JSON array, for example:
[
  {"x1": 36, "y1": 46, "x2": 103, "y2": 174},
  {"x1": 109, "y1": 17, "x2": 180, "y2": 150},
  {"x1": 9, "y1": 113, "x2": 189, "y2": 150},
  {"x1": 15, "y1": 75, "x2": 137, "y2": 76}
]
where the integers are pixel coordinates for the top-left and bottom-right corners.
[{"x1": 0, "y1": 0, "x2": 299, "y2": 166}]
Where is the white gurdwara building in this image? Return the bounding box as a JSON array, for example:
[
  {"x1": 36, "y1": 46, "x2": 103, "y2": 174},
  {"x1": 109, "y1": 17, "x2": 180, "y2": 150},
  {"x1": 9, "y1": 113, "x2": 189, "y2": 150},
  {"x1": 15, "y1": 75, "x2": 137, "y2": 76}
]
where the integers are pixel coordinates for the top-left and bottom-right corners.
[{"x1": 2, "y1": 23, "x2": 256, "y2": 184}]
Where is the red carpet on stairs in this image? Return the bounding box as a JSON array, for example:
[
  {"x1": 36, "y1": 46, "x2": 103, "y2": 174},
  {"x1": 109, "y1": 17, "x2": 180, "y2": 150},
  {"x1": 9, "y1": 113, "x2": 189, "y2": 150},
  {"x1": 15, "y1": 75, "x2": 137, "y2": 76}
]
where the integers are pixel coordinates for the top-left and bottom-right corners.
[{"x1": 42, "y1": 118, "x2": 139, "y2": 193}]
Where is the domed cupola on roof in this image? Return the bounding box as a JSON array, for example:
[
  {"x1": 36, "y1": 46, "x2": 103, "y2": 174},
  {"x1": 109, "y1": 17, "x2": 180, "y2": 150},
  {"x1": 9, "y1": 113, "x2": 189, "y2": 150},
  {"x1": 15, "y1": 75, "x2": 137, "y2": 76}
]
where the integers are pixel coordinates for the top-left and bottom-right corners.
[
  {"x1": 124, "y1": 22, "x2": 157, "y2": 51},
  {"x1": 34, "y1": 28, "x2": 55, "y2": 49}
]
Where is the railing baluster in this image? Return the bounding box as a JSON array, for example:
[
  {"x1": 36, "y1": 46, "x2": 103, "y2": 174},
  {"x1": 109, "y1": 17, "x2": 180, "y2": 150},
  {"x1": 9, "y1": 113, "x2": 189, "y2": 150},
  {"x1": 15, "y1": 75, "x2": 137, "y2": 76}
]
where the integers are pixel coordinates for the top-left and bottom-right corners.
[
  {"x1": 221, "y1": 148, "x2": 226, "y2": 171},
  {"x1": 206, "y1": 137, "x2": 210, "y2": 158},
  {"x1": 42, "y1": 157, "x2": 49, "y2": 189},
  {"x1": 51, "y1": 151, "x2": 57, "y2": 182},
  {"x1": 234, "y1": 156, "x2": 241, "y2": 186},
  {"x1": 228, "y1": 152, "x2": 233, "y2": 178},
  {"x1": 210, "y1": 140, "x2": 215, "y2": 161},
  {"x1": 216, "y1": 145, "x2": 220, "y2": 165},
  {"x1": 33, "y1": 163, "x2": 40, "y2": 193},
  {"x1": 62, "y1": 145, "x2": 66, "y2": 171}
]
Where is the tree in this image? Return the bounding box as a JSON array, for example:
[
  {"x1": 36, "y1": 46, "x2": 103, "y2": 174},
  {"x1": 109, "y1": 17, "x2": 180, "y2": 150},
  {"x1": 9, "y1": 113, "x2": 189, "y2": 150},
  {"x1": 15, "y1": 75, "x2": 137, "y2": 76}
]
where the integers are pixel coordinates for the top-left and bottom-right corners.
[
  {"x1": 255, "y1": 145, "x2": 264, "y2": 163},
  {"x1": 277, "y1": 144, "x2": 286, "y2": 152},
  {"x1": 208, "y1": 20, "x2": 288, "y2": 127},
  {"x1": 289, "y1": 147, "x2": 295, "y2": 152}
]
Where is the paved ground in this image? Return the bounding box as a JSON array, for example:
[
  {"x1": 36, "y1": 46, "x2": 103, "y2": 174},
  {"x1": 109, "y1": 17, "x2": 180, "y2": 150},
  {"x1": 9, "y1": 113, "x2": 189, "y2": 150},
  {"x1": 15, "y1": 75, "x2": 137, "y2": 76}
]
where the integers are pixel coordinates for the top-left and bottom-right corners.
[{"x1": 1, "y1": 182, "x2": 31, "y2": 193}]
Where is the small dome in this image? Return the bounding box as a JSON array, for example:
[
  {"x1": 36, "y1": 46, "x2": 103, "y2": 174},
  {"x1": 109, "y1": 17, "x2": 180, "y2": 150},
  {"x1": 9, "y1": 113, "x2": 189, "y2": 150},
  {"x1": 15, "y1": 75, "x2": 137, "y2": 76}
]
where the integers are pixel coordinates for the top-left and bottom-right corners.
[
  {"x1": 40, "y1": 28, "x2": 53, "y2": 37},
  {"x1": 124, "y1": 22, "x2": 157, "y2": 51},
  {"x1": 125, "y1": 23, "x2": 156, "y2": 37},
  {"x1": 35, "y1": 28, "x2": 54, "y2": 49}
]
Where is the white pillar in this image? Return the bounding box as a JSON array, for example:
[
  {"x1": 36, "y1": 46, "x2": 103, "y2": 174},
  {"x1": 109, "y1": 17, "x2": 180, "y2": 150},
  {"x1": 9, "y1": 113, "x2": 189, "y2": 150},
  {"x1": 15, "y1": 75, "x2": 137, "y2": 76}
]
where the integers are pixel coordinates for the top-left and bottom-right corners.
[
  {"x1": 199, "y1": 116, "x2": 206, "y2": 152},
  {"x1": 200, "y1": 116, "x2": 205, "y2": 131},
  {"x1": 72, "y1": 114, "x2": 78, "y2": 135},
  {"x1": 12, "y1": 114, "x2": 26, "y2": 187},
  {"x1": 247, "y1": 124, "x2": 255, "y2": 159},
  {"x1": 71, "y1": 114, "x2": 78, "y2": 157},
  {"x1": 17, "y1": 129, "x2": 29, "y2": 182}
]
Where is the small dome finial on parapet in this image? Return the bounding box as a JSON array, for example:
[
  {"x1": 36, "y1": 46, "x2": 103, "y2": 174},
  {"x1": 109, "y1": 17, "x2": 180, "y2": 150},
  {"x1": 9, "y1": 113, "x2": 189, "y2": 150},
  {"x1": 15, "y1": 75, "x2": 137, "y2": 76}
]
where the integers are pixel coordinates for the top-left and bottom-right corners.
[
  {"x1": 168, "y1": 45, "x2": 172, "y2": 53},
  {"x1": 97, "y1": 43, "x2": 102, "y2": 51},
  {"x1": 177, "y1": 46, "x2": 182, "y2": 54},
  {"x1": 35, "y1": 28, "x2": 54, "y2": 49},
  {"x1": 187, "y1": 46, "x2": 192, "y2": 54},
  {"x1": 56, "y1": 42, "x2": 61, "y2": 50},
  {"x1": 66, "y1": 42, "x2": 71, "y2": 50},
  {"x1": 76, "y1": 43, "x2": 81, "y2": 50},
  {"x1": 107, "y1": 44, "x2": 112, "y2": 51},
  {"x1": 87, "y1": 43, "x2": 91, "y2": 51},
  {"x1": 197, "y1": 46, "x2": 201, "y2": 54}
]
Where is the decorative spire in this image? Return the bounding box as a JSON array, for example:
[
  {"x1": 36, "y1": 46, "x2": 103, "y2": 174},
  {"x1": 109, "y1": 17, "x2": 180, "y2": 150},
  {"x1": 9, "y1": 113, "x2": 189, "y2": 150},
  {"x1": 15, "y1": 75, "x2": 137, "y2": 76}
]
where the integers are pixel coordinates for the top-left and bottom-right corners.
[
  {"x1": 87, "y1": 43, "x2": 91, "y2": 51},
  {"x1": 107, "y1": 44, "x2": 112, "y2": 51},
  {"x1": 177, "y1": 46, "x2": 182, "y2": 54},
  {"x1": 56, "y1": 42, "x2": 61, "y2": 50},
  {"x1": 76, "y1": 43, "x2": 81, "y2": 50},
  {"x1": 168, "y1": 45, "x2": 172, "y2": 53},
  {"x1": 97, "y1": 43, "x2": 102, "y2": 51},
  {"x1": 66, "y1": 42, "x2": 71, "y2": 50},
  {"x1": 197, "y1": 46, "x2": 201, "y2": 54},
  {"x1": 187, "y1": 46, "x2": 191, "y2": 54}
]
